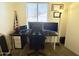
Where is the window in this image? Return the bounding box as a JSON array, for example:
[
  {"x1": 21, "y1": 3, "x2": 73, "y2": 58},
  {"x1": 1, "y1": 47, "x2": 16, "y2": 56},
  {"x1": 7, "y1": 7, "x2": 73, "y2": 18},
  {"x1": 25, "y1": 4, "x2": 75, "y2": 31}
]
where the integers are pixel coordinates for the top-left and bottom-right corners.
[
  {"x1": 38, "y1": 3, "x2": 48, "y2": 22},
  {"x1": 27, "y1": 3, "x2": 37, "y2": 22},
  {"x1": 27, "y1": 3, "x2": 48, "y2": 22}
]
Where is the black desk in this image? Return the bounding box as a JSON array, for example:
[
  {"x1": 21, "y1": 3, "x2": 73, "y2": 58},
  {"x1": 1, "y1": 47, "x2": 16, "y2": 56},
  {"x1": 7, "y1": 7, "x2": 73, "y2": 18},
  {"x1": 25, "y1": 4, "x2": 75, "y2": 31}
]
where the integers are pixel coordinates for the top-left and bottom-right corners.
[{"x1": 10, "y1": 30, "x2": 58, "y2": 50}]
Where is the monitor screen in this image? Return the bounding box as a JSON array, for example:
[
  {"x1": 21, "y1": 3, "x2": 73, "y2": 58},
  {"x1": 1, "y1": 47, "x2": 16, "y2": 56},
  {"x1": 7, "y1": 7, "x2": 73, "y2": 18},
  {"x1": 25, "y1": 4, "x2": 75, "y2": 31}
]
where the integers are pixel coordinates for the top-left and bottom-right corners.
[
  {"x1": 19, "y1": 25, "x2": 27, "y2": 31},
  {"x1": 43, "y1": 22, "x2": 58, "y2": 32},
  {"x1": 19, "y1": 25, "x2": 27, "y2": 34},
  {"x1": 28, "y1": 22, "x2": 43, "y2": 32}
]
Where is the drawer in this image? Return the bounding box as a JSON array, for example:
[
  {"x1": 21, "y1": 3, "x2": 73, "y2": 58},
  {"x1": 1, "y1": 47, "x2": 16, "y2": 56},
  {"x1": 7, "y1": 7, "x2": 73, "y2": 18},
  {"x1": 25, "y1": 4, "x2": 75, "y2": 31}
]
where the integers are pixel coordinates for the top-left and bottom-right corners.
[
  {"x1": 15, "y1": 43, "x2": 21, "y2": 48},
  {"x1": 13, "y1": 36, "x2": 20, "y2": 40},
  {"x1": 13, "y1": 36, "x2": 22, "y2": 48}
]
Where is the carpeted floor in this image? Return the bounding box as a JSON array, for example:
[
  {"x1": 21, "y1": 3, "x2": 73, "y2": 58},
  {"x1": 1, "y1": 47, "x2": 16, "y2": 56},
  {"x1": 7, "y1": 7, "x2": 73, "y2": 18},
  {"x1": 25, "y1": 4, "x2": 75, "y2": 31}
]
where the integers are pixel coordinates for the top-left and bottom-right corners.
[{"x1": 11, "y1": 43, "x2": 77, "y2": 56}]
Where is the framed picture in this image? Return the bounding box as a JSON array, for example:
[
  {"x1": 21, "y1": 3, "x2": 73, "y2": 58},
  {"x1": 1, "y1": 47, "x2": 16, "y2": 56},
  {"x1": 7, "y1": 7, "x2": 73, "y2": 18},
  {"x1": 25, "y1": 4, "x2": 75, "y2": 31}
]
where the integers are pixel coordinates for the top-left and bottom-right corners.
[
  {"x1": 51, "y1": 4, "x2": 64, "y2": 11},
  {"x1": 53, "y1": 11, "x2": 61, "y2": 18}
]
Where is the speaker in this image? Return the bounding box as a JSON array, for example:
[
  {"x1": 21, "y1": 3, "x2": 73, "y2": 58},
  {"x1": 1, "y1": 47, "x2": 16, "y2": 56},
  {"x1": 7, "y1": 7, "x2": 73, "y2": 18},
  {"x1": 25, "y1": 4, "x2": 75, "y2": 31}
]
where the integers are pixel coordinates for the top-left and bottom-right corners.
[{"x1": 60, "y1": 37, "x2": 65, "y2": 44}]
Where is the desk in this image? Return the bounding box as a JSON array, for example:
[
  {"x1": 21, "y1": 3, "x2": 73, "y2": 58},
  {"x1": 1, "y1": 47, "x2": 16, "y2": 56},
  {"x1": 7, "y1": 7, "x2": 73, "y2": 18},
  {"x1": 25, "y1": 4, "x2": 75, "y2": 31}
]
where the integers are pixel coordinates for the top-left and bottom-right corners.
[{"x1": 10, "y1": 30, "x2": 58, "y2": 50}]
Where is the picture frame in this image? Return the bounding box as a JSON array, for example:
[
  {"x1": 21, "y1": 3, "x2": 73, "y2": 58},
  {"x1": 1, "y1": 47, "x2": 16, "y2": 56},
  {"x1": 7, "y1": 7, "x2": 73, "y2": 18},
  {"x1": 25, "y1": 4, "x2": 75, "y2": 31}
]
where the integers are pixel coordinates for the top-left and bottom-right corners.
[
  {"x1": 51, "y1": 4, "x2": 64, "y2": 11},
  {"x1": 53, "y1": 11, "x2": 61, "y2": 18}
]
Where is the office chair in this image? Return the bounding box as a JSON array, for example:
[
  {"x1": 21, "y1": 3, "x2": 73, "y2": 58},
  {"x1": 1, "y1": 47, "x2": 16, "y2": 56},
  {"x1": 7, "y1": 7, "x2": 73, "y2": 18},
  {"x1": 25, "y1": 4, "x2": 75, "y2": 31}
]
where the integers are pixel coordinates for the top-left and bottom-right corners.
[
  {"x1": 0, "y1": 35, "x2": 9, "y2": 55},
  {"x1": 27, "y1": 31, "x2": 46, "y2": 56}
]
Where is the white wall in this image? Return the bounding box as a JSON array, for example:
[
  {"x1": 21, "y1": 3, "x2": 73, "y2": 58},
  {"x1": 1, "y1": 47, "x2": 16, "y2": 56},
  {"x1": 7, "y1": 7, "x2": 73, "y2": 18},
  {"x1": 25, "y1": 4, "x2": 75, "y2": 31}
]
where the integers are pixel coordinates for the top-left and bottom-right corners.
[
  {"x1": 0, "y1": 3, "x2": 8, "y2": 35},
  {"x1": 0, "y1": 3, "x2": 26, "y2": 50},
  {"x1": 65, "y1": 3, "x2": 79, "y2": 55},
  {"x1": 0, "y1": 3, "x2": 12, "y2": 50}
]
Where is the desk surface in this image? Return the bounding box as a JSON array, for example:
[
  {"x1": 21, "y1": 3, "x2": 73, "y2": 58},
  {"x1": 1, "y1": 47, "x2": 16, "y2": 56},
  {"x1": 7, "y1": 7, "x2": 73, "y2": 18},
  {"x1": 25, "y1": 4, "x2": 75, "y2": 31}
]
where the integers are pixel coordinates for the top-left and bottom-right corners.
[
  {"x1": 10, "y1": 30, "x2": 31, "y2": 36},
  {"x1": 10, "y1": 29, "x2": 58, "y2": 36},
  {"x1": 10, "y1": 32, "x2": 20, "y2": 36},
  {"x1": 43, "y1": 30, "x2": 58, "y2": 36}
]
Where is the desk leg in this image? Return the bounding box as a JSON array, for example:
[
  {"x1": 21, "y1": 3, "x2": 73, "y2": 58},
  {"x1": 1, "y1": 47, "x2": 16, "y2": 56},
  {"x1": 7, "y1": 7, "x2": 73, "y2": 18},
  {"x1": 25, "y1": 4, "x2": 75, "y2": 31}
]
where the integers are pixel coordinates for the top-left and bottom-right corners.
[{"x1": 53, "y1": 36, "x2": 56, "y2": 50}]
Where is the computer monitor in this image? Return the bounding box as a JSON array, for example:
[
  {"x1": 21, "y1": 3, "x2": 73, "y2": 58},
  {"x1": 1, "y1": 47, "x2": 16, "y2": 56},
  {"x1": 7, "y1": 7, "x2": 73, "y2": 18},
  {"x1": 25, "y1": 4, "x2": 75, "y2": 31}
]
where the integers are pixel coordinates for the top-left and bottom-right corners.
[
  {"x1": 43, "y1": 22, "x2": 58, "y2": 32},
  {"x1": 19, "y1": 25, "x2": 27, "y2": 34},
  {"x1": 19, "y1": 25, "x2": 27, "y2": 30},
  {"x1": 28, "y1": 22, "x2": 43, "y2": 32}
]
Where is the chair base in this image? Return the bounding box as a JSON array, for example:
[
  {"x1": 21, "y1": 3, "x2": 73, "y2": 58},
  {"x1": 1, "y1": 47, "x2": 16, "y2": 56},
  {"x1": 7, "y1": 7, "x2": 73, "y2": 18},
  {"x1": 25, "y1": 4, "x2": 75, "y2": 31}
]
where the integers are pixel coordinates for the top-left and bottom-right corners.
[{"x1": 27, "y1": 50, "x2": 46, "y2": 56}]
